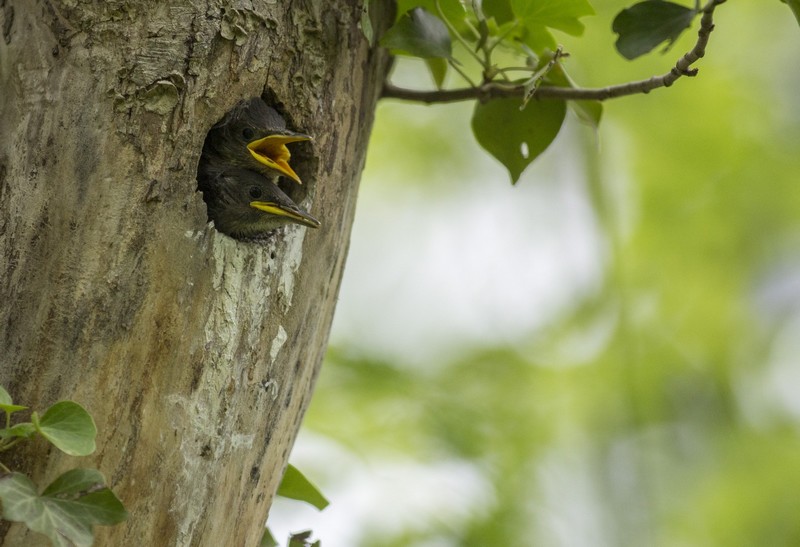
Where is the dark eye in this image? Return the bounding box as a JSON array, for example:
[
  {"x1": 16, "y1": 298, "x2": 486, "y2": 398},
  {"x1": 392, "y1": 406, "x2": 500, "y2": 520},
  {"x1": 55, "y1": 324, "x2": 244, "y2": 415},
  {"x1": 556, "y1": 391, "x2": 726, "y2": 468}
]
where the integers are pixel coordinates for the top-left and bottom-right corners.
[
  {"x1": 249, "y1": 186, "x2": 262, "y2": 199},
  {"x1": 242, "y1": 127, "x2": 255, "y2": 140}
]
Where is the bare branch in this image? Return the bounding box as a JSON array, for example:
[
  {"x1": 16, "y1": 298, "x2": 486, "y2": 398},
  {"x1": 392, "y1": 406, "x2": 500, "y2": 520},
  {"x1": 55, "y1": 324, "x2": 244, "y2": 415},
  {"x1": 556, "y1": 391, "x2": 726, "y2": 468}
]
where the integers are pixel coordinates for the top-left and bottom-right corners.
[{"x1": 381, "y1": 0, "x2": 726, "y2": 104}]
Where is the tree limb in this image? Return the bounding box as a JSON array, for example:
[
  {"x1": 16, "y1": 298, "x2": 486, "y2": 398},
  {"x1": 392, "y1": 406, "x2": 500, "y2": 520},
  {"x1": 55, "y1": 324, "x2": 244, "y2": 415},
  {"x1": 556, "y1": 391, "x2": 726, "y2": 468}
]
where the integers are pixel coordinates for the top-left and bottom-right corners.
[{"x1": 381, "y1": 0, "x2": 726, "y2": 104}]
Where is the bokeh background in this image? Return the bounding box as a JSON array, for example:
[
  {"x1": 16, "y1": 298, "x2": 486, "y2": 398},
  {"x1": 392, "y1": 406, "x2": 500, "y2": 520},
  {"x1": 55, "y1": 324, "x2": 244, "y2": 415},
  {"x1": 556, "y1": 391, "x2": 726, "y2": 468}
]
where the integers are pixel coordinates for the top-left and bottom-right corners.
[{"x1": 270, "y1": 2, "x2": 800, "y2": 545}]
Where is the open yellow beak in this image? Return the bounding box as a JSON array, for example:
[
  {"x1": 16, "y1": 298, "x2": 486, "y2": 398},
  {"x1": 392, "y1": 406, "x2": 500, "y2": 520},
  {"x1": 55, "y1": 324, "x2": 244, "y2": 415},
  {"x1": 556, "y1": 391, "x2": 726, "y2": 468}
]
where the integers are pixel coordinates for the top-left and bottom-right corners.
[
  {"x1": 246, "y1": 134, "x2": 311, "y2": 184},
  {"x1": 250, "y1": 201, "x2": 321, "y2": 228}
]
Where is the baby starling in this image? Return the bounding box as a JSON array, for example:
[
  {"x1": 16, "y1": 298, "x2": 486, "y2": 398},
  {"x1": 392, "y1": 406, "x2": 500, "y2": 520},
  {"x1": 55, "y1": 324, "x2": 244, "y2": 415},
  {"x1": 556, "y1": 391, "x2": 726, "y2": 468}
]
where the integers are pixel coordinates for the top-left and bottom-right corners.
[
  {"x1": 199, "y1": 97, "x2": 311, "y2": 185},
  {"x1": 201, "y1": 167, "x2": 320, "y2": 239}
]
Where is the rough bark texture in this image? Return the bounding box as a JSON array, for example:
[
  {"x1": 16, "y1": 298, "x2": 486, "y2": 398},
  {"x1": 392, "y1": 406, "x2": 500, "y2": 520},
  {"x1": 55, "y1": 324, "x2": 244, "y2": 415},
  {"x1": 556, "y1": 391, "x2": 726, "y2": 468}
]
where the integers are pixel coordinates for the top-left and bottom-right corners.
[{"x1": 0, "y1": 0, "x2": 391, "y2": 545}]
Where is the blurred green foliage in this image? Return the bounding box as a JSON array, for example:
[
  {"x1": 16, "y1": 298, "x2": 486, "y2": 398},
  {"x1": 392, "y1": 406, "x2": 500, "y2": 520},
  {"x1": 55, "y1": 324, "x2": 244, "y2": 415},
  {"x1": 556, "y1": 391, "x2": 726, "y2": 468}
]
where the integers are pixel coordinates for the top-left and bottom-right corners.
[{"x1": 299, "y1": 1, "x2": 800, "y2": 545}]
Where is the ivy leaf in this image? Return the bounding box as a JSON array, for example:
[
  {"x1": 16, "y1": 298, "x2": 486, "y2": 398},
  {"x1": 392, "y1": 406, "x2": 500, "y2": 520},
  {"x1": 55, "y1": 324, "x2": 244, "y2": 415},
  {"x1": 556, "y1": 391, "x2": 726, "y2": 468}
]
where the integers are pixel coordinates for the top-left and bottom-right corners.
[
  {"x1": 0, "y1": 422, "x2": 37, "y2": 440},
  {"x1": 0, "y1": 385, "x2": 27, "y2": 415},
  {"x1": 511, "y1": 0, "x2": 595, "y2": 36},
  {"x1": 33, "y1": 401, "x2": 97, "y2": 456},
  {"x1": 472, "y1": 97, "x2": 567, "y2": 183},
  {"x1": 0, "y1": 470, "x2": 127, "y2": 547},
  {"x1": 0, "y1": 403, "x2": 27, "y2": 415},
  {"x1": 0, "y1": 385, "x2": 12, "y2": 406},
  {"x1": 612, "y1": 0, "x2": 697, "y2": 60},
  {"x1": 380, "y1": 7, "x2": 452, "y2": 59},
  {"x1": 276, "y1": 464, "x2": 329, "y2": 511},
  {"x1": 781, "y1": 0, "x2": 800, "y2": 26}
]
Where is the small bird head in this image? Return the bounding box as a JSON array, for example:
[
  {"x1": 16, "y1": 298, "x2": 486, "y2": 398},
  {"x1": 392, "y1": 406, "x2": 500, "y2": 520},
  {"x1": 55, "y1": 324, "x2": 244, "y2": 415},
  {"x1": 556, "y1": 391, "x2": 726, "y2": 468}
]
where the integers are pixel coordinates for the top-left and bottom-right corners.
[
  {"x1": 202, "y1": 98, "x2": 311, "y2": 184},
  {"x1": 203, "y1": 168, "x2": 320, "y2": 239}
]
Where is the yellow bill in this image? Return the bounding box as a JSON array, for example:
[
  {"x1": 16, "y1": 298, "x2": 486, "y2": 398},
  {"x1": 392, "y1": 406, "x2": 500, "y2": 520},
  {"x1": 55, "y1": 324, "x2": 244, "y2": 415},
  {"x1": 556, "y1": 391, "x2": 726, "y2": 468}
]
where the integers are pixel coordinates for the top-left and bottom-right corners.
[
  {"x1": 246, "y1": 134, "x2": 311, "y2": 184},
  {"x1": 250, "y1": 201, "x2": 321, "y2": 229}
]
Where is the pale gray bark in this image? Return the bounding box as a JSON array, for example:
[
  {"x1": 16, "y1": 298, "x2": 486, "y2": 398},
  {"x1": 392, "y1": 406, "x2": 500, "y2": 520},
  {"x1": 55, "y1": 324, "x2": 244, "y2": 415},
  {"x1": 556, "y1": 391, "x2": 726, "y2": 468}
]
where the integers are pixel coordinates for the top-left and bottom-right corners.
[{"x1": 0, "y1": 1, "x2": 390, "y2": 545}]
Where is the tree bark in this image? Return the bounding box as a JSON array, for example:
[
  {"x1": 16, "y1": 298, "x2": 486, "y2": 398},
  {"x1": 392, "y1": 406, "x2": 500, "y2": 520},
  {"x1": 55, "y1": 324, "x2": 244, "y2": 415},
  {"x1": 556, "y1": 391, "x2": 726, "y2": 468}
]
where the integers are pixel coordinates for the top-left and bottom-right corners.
[{"x1": 0, "y1": 1, "x2": 391, "y2": 545}]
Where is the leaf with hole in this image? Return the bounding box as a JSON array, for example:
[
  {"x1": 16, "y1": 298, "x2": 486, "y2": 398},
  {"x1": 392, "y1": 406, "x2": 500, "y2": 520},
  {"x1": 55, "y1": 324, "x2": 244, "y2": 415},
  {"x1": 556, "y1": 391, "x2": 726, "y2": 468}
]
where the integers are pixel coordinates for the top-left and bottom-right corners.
[
  {"x1": 472, "y1": 97, "x2": 566, "y2": 183},
  {"x1": 612, "y1": 0, "x2": 697, "y2": 60},
  {"x1": 0, "y1": 470, "x2": 127, "y2": 547},
  {"x1": 276, "y1": 464, "x2": 329, "y2": 510},
  {"x1": 33, "y1": 401, "x2": 97, "y2": 456},
  {"x1": 381, "y1": 7, "x2": 452, "y2": 59}
]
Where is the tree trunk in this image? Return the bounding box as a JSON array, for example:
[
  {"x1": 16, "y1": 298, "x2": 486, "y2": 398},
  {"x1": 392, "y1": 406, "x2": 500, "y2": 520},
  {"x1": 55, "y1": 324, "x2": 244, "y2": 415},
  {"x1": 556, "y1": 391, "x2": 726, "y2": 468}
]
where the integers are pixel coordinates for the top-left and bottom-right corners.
[{"x1": 0, "y1": 1, "x2": 391, "y2": 545}]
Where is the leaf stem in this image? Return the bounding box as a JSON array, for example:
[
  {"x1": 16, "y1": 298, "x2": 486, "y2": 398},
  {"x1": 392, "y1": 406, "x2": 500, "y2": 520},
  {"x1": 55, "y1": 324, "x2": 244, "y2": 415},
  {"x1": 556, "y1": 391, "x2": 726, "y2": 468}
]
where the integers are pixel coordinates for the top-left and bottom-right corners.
[
  {"x1": 486, "y1": 20, "x2": 520, "y2": 57},
  {"x1": 435, "y1": 0, "x2": 484, "y2": 67},
  {"x1": 0, "y1": 438, "x2": 22, "y2": 452},
  {"x1": 448, "y1": 58, "x2": 476, "y2": 87}
]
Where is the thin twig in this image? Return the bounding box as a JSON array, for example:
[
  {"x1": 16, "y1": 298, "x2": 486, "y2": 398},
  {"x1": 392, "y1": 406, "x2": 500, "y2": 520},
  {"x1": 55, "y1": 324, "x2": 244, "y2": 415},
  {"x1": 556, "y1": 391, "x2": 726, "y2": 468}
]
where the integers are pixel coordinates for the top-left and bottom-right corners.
[
  {"x1": 436, "y1": 0, "x2": 483, "y2": 67},
  {"x1": 382, "y1": 0, "x2": 726, "y2": 104},
  {"x1": 448, "y1": 59, "x2": 477, "y2": 87}
]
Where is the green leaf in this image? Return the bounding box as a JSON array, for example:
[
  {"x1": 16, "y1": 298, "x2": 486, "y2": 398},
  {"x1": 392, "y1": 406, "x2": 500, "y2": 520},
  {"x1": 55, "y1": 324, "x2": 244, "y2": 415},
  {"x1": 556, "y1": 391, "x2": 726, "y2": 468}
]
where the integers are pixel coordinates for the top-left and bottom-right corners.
[
  {"x1": 396, "y1": 0, "x2": 466, "y2": 27},
  {"x1": 781, "y1": 0, "x2": 800, "y2": 26},
  {"x1": 276, "y1": 464, "x2": 329, "y2": 511},
  {"x1": 612, "y1": 0, "x2": 697, "y2": 60},
  {"x1": 0, "y1": 386, "x2": 12, "y2": 406},
  {"x1": 571, "y1": 98, "x2": 603, "y2": 128},
  {"x1": 518, "y1": 24, "x2": 557, "y2": 54},
  {"x1": 547, "y1": 64, "x2": 603, "y2": 128},
  {"x1": 0, "y1": 403, "x2": 27, "y2": 415},
  {"x1": 511, "y1": 0, "x2": 595, "y2": 36},
  {"x1": 261, "y1": 527, "x2": 279, "y2": 547},
  {"x1": 359, "y1": 0, "x2": 374, "y2": 45},
  {"x1": 0, "y1": 386, "x2": 26, "y2": 415},
  {"x1": 33, "y1": 401, "x2": 97, "y2": 456},
  {"x1": 0, "y1": 422, "x2": 37, "y2": 441},
  {"x1": 288, "y1": 530, "x2": 320, "y2": 547},
  {"x1": 41, "y1": 469, "x2": 104, "y2": 498},
  {"x1": 425, "y1": 57, "x2": 449, "y2": 88},
  {"x1": 471, "y1": 97, "x2": 567, "y2": 183},
  {"x1": 483, "y1": 0, "x2": 516, "y2": 25},
  {"x1": 0, "y1": 471, "x2": 127, "y2": 547},
  {"x1": 381, "y1": 7, "x2": 453, "y2": 59}
]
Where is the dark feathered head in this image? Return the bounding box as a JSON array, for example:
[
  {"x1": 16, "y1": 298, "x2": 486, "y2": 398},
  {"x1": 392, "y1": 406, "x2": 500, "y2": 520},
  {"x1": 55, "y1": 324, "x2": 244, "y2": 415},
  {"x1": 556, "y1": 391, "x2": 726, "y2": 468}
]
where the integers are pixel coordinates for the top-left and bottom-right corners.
[
  {"x1": 200, "y1": 98, "x2": 311, "y2": 185},
  {"x1": 202, "y1": 167, "x2": 320, "y2": 239}
]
